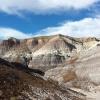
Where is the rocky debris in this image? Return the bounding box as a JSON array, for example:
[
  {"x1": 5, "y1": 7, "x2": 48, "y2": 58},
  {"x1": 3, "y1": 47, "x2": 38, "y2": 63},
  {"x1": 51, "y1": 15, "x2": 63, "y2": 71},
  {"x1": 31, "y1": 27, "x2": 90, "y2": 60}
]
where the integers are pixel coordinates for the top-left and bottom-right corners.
[{"x1": 0, "y1": 58, "x2": 86, "y2": 100}]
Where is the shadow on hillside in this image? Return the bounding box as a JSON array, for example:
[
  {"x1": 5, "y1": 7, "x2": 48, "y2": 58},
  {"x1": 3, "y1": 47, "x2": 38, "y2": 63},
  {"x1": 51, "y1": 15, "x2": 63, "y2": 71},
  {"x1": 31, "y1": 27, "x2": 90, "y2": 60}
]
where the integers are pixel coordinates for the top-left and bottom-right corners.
[
  {"x1": 11, "y1": 62, "x2": 45, "y2": 76},
  {"x1": 0, "y1": 58, "x2": 44, "y2": 76}
]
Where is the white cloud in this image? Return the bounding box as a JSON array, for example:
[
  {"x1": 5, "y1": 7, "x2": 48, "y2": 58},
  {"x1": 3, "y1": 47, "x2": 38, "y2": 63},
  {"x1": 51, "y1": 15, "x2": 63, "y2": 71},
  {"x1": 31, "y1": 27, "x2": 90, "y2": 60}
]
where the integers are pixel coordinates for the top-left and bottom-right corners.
[
  {"x1": 0, "y1": 17, "x2": 100, "y2": 39},
  {"x1": 0, "y1": 28, "x2": 33, "y2": 40},
  {"x1": 36, "y1": 17, "x2": 100, "y2": 37},
  {"x1": 0, "y1": 0, "x2": 98, "y2": 15}
]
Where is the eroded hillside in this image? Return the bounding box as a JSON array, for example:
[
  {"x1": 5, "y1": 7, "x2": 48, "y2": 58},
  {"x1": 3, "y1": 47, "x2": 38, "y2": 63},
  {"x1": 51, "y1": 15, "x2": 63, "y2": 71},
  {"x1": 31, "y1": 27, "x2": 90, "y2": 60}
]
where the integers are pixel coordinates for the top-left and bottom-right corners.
[{"x1": 0, "y1": 34, "x2": 100, "y2": 100}]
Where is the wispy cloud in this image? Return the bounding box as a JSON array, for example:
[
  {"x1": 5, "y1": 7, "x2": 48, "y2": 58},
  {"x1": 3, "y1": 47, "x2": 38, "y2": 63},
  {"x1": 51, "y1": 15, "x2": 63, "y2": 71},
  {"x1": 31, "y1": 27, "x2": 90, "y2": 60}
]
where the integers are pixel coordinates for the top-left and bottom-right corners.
[
  {"x1": 0, "y1": 28, "x2": 33, "y2": 40},
  {"x1": 36, "y1": 17, "x2": 100, "y2": 37},
  {"x1": 0, "y1": 0, "x2": 99, "y2": 15}
]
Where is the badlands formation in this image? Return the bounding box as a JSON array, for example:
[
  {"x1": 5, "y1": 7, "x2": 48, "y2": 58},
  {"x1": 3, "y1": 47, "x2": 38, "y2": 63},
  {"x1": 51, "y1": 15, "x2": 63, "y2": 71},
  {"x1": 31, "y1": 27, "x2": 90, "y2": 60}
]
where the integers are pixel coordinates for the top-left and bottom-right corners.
[{"x1": 0, "y1": 34, "x2": 100, "y2": 100}]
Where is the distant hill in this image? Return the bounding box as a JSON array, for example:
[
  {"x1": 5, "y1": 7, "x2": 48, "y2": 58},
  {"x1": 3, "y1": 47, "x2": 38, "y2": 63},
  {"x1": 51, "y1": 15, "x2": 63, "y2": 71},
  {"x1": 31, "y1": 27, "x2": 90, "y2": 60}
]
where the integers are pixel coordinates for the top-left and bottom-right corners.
[{"x1": 0, "y1": 34, "x2": 99, "y2": 71}]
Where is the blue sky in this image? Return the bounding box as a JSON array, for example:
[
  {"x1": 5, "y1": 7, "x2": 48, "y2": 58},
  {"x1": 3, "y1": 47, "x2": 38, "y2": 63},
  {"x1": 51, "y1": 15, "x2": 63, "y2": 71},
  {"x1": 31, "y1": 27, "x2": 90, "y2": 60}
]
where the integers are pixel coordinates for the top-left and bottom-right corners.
[{"x1": 0, "y1": 0, "x2": 100, "y2": 39}]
